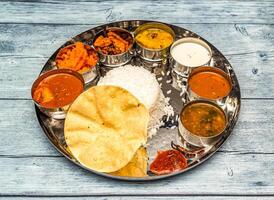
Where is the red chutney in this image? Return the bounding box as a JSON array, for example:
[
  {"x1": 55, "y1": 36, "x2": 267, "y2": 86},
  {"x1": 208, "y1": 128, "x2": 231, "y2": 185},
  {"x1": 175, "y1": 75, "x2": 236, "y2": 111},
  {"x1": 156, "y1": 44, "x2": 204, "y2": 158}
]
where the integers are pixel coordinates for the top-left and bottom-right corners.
[
  {"x1": 33, "y1": 73, "x2": 83, "y2": 108},
  {"x1": 150, "y1": 149, "x2": 188, "y2": 175}
]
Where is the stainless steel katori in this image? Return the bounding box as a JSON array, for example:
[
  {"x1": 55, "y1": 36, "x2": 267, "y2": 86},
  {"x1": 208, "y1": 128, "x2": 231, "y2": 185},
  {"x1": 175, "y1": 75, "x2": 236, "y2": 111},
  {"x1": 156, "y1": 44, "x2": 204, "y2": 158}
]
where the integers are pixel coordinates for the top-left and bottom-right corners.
[
  {"x1": 92, "y1": 27, "x2": 134, "y2": 67},
  {"x1": 34, "y1": 20, "x2": 241, "y2": 181},
  {"x1": 186, "y1": 66, "x2": 233, "y2": 103},
  {"x1": 170, "y1": 37, "x2": 213, "y2": 76},
  {"x1": 55, "y1": 43, "x2": 99, "y2": 84},
  {"x1": 134, "y1": 22, "x2": 176, "y2": 62},
  {"x1": 31, "y1": 69, "x2": 85, "y2": 119},
  {"x1": 178, "y1": 100, "x2": 228, "y2": 147}
]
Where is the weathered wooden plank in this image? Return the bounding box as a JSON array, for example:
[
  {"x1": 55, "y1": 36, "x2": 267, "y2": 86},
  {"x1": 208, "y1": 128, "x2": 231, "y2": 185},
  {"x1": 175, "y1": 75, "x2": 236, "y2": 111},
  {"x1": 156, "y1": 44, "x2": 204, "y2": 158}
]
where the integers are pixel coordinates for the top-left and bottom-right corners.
[
  {"x1": 1, "y1": 24, "x2": 273, "y2": 58},
  {"x1": 0, "y1": 23, "x2": 273, "y2": 99},
  {"x1": 0, "y1": 0, "x2": 272, "y2": 198},
  {"x1": 1, "y1": 52, "x2": 273, "y2": 99},
  {"x1": 1, "y1": 153, "x2": 274, "y2": 195},
  {"x1": 0, "y1": 0, "x2": 273, "y2": 24},
  {"x1": 1, "y1": 197, "x2": 274, "y2": 199},
  {"x1": 0, "y1": 99, "x2": 273, "y2": 156}
]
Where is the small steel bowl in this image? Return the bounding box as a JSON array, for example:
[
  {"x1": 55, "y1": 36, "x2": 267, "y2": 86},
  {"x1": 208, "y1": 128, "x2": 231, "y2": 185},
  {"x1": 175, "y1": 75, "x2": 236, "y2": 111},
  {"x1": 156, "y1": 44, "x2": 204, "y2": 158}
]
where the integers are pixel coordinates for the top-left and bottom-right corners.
[
  {"x1": 170, "y1": 37, "x2": 212, "y2": 76},
  {"x1": 187, "y1": 66, "x2": 232, "y2": 103},
  {"x1": 92, "y1": 27, "x2": 134, "y2": 67},
  {"x1": 134, "y1": 22, "x2": 175, "y2": 61},
  {"x1": 178, "y1": 100, "x2": 227, "y2": 147},
  {"x1": 55, "y1": 43, "x2": 99, "y2": 84},
  {"x1": 31, "y1": 69, "x2": 84, "y2": 119}
]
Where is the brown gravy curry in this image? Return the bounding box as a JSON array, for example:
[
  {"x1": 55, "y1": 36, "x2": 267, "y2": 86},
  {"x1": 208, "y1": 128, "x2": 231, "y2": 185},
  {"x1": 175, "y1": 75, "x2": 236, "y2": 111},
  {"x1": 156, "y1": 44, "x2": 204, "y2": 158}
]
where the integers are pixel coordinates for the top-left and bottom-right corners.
[{"x1": 181, "y1": 102, "x2": 226, "y2": 137}]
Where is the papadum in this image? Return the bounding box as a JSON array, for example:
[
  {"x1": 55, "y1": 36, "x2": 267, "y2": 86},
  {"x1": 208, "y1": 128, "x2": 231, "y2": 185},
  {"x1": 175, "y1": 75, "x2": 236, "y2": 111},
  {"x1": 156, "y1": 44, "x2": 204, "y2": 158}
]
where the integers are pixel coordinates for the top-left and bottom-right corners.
[
  {"x1": 110, "y1": 147, "x2": 148, "y2": 177},
  {"x1": 64, "y1": 86, "x2": 149, "y2": 173}
]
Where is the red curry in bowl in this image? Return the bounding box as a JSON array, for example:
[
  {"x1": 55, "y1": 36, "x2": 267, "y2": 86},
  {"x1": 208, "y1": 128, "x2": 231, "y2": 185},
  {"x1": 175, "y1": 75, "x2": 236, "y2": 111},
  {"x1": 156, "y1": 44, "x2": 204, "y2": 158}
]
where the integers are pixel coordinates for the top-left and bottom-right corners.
[
  {"x1": 32, "y1": 69, "x2": 84, "y2": 109},
  {"x1": 188, "y1": 66, "x2": 232, "y2": 100}
]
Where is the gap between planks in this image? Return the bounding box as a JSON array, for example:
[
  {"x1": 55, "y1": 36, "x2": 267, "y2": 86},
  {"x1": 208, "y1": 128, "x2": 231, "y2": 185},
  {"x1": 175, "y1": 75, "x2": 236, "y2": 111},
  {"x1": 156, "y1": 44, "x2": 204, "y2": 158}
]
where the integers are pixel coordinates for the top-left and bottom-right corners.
[
  {"x1": 1, "y1": 194, "x2": 274, "y2": 197},
  {"x1": 0, "y1": 98, "x2": 272, "y2": 101},
  {"x1": 6, "y1": 50, "x2": 274, "y2": 59},
  {"x1": 1, "y1": 0, "x2": 273, "y2": 24},
  {"x1": 1, "y1": 150, "x2": 274, "y2": 159},
  {"x1": 0, "y1": 22, "x2": 274, "y2": 25}
]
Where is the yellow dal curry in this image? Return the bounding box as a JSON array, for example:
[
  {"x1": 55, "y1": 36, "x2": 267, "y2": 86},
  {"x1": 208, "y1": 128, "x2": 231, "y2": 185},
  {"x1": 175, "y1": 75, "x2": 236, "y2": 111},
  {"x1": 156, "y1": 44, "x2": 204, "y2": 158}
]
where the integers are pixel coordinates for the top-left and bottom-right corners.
[{"x1": 135, "y1": 28, "x2": 173, "y2": 50}]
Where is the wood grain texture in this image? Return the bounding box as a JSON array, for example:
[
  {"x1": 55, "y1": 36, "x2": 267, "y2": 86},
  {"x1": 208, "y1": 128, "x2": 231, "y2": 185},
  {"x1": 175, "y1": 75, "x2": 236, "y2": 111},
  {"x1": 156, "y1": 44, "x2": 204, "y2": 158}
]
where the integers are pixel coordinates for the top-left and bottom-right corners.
[
  {"x1": 2, "y1": 53, "x2": 273, "y2": 99},
  {"x1": 0, "y1": 24, "x2": 273, "y2": 99},
  {"x1": 1, "y1": 0, "x2": 273, "y2": 198},
  {"x1": 0, "y1": 99, "x2": 273, "y2": 156},
  {"x1": 1, "y1": 24, "x2": 273, "y2": 57},
  {"x1": 1, "y1": 197, "x2": 274, "y2": 199},
  {"x1": 1, "y1": 153, "x2": 274, "y2": 196},
  {"x1": 0, "y1": 0, "x2": 273, "y2": 24}
]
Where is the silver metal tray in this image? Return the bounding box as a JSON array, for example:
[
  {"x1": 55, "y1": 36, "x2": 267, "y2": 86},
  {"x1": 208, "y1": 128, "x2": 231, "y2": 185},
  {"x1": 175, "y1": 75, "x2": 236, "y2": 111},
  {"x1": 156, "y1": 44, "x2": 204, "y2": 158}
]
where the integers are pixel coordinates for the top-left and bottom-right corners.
[{"x1": 35, "y1": 20, "x2": 241, "y2": 181}]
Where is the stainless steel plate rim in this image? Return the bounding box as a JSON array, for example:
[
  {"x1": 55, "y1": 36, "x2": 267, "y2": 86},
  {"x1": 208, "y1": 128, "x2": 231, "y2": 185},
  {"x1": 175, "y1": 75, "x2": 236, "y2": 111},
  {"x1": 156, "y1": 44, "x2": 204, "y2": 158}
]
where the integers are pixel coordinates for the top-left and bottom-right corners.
[
  {"x1": 36, "y1": 104, "x2": 240, "y2": 181},
  {"x1": 34, "y1": 19, "x2": 241, "y2": 181}
]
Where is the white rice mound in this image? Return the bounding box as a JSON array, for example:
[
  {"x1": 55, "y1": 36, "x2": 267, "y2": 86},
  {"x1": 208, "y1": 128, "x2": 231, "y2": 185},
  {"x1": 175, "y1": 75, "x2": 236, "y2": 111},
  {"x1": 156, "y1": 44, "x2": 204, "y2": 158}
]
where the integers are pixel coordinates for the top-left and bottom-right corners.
[
  {"x1": 148, "y1": 91, "x2": 174, "y2": 138},
  {"x1": 98, "y1": 65, "x2": 160, "y2": 110},
  {"x1": 98, "y1": 65, "x2": 174, "y2": 138}
]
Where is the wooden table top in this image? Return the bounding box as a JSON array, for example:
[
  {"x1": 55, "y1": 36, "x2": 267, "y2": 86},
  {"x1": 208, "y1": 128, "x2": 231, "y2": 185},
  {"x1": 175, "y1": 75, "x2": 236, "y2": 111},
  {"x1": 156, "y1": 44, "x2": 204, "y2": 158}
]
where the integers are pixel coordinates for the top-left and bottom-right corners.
[{"x1": 1, "y1": 0, "x2": 274, "y2": 199}]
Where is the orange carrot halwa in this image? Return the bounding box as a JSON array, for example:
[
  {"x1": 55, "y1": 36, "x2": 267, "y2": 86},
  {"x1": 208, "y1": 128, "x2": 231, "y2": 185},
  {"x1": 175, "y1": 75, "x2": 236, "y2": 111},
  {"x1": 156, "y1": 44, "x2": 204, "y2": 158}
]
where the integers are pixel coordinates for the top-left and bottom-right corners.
[{"x1": 56, "y1": 42, "x2": 98, "y2": 74}]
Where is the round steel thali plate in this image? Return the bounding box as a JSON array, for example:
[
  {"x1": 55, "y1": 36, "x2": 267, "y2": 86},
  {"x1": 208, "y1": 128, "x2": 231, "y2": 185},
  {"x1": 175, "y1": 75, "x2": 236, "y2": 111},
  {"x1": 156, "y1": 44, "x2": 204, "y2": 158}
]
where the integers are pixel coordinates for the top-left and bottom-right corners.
[{"x1": 35, "y1": 20, "x2": 241, "y2": 181}]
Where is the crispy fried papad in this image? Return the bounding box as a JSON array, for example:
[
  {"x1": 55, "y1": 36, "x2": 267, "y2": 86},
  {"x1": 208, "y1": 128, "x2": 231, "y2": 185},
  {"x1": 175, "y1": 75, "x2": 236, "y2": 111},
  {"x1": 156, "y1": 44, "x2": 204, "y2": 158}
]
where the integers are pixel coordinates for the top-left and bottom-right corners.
[
  {"x1": 110, "y1": 147, "x2": 148, "y2": 177},
  {"x1": 64, "y1": 86, "x2": 149, "y2": 173}
]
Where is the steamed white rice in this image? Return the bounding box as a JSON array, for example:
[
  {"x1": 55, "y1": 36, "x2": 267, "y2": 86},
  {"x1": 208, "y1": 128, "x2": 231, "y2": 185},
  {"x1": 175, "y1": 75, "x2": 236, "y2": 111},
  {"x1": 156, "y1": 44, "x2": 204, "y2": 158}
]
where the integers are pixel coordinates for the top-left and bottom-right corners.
[
  {"x1": 98, "y1": 65, "x2": 174, "y2": 138},
  {"x1": 98, "y1": 65, "x2": 160, "y2": 111}
]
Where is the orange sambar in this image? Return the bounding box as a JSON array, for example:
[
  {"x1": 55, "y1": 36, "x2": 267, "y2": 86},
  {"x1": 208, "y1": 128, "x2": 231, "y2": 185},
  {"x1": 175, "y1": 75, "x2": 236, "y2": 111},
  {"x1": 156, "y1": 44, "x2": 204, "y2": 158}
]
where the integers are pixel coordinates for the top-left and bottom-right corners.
[
  {"x1": 189, "y1": 69, "x2": 231, "y2": 100},
  {"x1": 33, "y1": 72, "x2": 83, "y2": 108}
]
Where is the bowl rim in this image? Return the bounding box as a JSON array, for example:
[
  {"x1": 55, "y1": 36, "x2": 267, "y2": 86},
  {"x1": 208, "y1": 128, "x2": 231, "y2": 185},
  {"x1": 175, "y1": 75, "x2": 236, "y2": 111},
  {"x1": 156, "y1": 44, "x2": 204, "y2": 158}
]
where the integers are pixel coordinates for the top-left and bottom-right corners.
[
  {"x1": 55, "y1": 42, "x2": 99, "y2": 74},
  {"x1": 170, "y1": 37, "x2": 213, "y2": 68},
  {"x1": 92, "y1": 26, "x2": 134, "y2": 56},
  {"x1": 179, "y1": 100, "x2": 228, "y2": 139},
  {"x1": 134, "y1": 22, "x2": 176, "y2": 51},
  {"x1": 31, "y1": 68, "x2": 85, "y2": 109},
  {"x1": 188, "y1": 66, "x2": 233, "y2": 100}
]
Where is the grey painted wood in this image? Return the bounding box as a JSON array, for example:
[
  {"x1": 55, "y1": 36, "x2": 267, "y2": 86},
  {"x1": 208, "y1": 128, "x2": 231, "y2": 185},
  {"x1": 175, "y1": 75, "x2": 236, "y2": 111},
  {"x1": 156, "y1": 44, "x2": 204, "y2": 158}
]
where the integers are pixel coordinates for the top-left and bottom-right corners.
[
  {"x1": 1, "y1": 197, "x2": 274, "y2": 199},
  {"x1": 1, "y1": 24, "x2": 273, "y2": 58},
  {"x1": 1, "y1": 52, "x2": 273, "y2": 99},
  {"x1": 1, "y1": 0, "x2": 273, "y2": 198},
  {"x1": 0, "y1": 23, "x2": 274, "y2": 99},
  {"x1": 0, "y1": 0, "x2": 273, "y2": 24},
  {"x1": 0, "y1": 99, "x2": 273, "y2": 156},
  {"x1": 1, "y1": 153, "x2": 274, "y2": 195}
]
